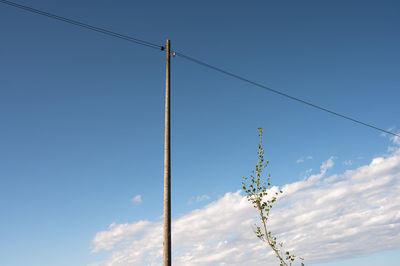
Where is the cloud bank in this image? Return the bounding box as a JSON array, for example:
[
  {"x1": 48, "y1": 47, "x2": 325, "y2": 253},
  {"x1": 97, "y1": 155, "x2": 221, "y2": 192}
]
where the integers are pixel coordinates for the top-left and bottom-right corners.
[{"x1": 91, "y1": 147, "x2": 400, "y2": 265}]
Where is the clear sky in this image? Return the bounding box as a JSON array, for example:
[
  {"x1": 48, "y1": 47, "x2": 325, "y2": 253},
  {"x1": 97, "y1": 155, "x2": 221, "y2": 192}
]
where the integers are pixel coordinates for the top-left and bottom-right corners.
[{"x1": 0, "y1": 1, "x2": 399, "y2": 265}]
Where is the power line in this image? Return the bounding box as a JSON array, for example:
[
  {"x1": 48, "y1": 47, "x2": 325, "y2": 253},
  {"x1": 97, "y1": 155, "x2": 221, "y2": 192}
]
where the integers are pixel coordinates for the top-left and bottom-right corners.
[
  {"x1": 0, "y1": 0, "x2": 162, "y2": 50},
  {"x1": 1, "y1": 0, "x2": 399, "y2": 138},
  {"x1": 174, "y1": 52, "x2": 400, "y2": 138}
]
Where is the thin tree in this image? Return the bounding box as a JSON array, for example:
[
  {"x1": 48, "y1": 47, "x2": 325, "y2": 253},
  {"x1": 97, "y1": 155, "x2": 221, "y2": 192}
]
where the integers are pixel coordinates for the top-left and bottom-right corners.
[{"x1": 242, "y1": 128, "x2": 304, "y2": 266}]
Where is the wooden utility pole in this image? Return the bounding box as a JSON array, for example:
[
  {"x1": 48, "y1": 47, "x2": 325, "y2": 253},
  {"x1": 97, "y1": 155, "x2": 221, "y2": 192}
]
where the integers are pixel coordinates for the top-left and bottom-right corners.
[{"x1": 163, "y1": 39, "x2": 171, "y2": 266}]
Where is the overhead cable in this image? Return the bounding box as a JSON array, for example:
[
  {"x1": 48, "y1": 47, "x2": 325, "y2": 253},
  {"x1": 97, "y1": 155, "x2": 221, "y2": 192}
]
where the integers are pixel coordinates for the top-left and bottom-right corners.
[
  {"x1": 0, "y1": 0, "x2": 162, "y2": 50},
  {"x1": 174, "y1": 51, "x2": 400, "y2": 138},
  {"x1": 1, "y1": 0, "x2": 399, "y2": 138}
]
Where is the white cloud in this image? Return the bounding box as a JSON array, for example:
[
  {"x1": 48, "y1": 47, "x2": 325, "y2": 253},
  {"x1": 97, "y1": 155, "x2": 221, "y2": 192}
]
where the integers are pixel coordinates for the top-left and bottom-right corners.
[
  {"x1": 391, "y1": 134, "x2": 400, "y2": 146},
  {"x1": 91, "y1": 150, "x2": 400, "y2": 266},
  {"x1": 381, "y1": 128, "x2": 400, "y2": 152},
  {"x1": 297, "y1": 155, "x2": 312, "y2": 163},
  {"x1": 188, "y1": 194, "x2": 211, "y2": 204},
  {"x1": 196, "y1": 194, "x2": 210, "y2": 202},
  {"x1": 343, "y1": 160, "x2": 352, "y2": 166},
  {"x1": 131, "y1": 195, "x2": 142, "y2": 204}
]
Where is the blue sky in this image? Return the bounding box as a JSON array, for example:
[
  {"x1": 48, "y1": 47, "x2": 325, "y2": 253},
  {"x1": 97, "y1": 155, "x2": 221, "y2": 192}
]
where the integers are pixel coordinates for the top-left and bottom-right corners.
[{"x1": 0, "y1": 1, "x2": 399, "y2": 265}]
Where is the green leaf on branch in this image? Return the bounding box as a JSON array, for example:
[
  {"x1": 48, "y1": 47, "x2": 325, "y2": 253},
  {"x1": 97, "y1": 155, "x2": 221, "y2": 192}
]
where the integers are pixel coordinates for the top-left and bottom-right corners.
[{"x1": 241, "y1": 127, "x2": 305, "y2": 266}]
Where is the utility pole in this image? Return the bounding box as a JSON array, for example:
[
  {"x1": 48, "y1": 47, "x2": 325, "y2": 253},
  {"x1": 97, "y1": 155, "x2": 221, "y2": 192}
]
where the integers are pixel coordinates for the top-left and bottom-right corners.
[{"x1": 163, "y1": 39, "x2": 171, "y2": 266}]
